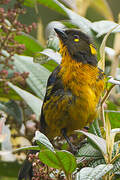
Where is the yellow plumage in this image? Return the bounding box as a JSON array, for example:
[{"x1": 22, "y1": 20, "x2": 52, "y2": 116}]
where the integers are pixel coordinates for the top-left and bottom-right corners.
[{"x1": 43, "y1": 41, "x2": 105, "y2": 138}]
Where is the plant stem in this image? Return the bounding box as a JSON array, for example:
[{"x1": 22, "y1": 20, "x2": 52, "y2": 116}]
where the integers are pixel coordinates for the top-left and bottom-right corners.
[
  {"x1": 110, "y1": 153, "x2": 120, "y2": 164},
  {"x1": 101, "y1": 84, "x2": 115, "y2": 105},
  {"x1": 100, "y1": 84, "x2": 115, "y2": 128},
  {"x1": 66, "y1": 173, "x2": 72, "y2": 180}
]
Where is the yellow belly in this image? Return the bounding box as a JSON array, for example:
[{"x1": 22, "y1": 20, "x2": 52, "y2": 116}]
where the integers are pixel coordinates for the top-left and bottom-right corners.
[
  {"x1": 43, "y1": 58, "x2": 105, "y2": 138},
  {"x1": 43, "y1": 85, "x2": 98, "y2": 138}
]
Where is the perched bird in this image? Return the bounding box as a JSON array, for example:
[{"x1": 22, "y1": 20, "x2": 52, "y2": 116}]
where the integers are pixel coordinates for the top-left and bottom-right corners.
[
  {"x1": 18, "y1": 28, "x2": 105, "y2": 180},
  {"x1": 40, "y1": 28, "x2": 105, "y2": 139}
]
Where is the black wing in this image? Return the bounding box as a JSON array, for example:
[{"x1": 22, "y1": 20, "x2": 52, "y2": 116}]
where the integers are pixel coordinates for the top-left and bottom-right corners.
[{"x1": 40, "y1": 65, "x2": 64, "y2": 133}]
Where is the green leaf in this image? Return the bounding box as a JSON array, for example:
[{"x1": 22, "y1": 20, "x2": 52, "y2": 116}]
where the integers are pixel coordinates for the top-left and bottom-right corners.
[
  {"x1": 62, "y1": 20, "x2": 79, "y2": 29},
  {"x1": 53, "y1": 0, "x2": 92, "y2": 36},
  {"x1": 34, "y1": 49, "x2": 61, "y2": 65},
  {"x1": 46, "y1": 21, "x2": 65, "y2": 50},
  {"x1": 112, "y1": 141, "x2": 120, "y2": 158},
  {"x1": 39, "y1": 149, "x2": 76, "y2": 174},
  {"x1": 47, "y1": 36, "x2": 59, "y2": 51},
  {"x1": 13, "y1": 54, "x2": 51, "y2": 99},
  {"x1": 88, "y1": 158, "x2": 105, "y2": 168},
  {"x1": 76, "y1": 164, "x2": 113, "y2": 180},
  {"x1": 0, "y1": 83, "x2": 21, "y2": 101},
  {"x1": 43, "y1": 60, "x2": 58, "y2": 72},
  {"x1": 107, "y1": 102, "x2": 120, "y2": 128},
  {"x1": 76, "y1": 130, "x2": 107, "y2": 155},
  {"x1": 77, "y1": 143, "x2": 103, "y2": 163},
  {"x1": 14, "y1": 145, "x2": 40, "y2": 153},
  {"x1": 34, "y1": 131, "x2": 55, "y2": 152},
  {"x1": 15, "y1": 33, "x2": 43, "y2": 57},
  {"x1": 0, "y1": 100, "x2": 23, "y2": 126},
  {"x1": 23, "y1": 0, "x2": 65, "y2": 15},
  {"x1": 56, "y1": 150, "x2": 77, "y2": 174},
  {"x1": 91, "y1": 20, "x2": 120, "y2": 37},
  {"x1": 89, "y1": 119, "x2": 102, "y2": 138},
  {"x1": 8, "y1": 82, "x2": 42, "y2": 120},
  {"x1": 90, "y1": 0, "x2": 113, "y2": 21},
  {"x1": 113, "y1": 158, "x2": 120, "y2": 174}
]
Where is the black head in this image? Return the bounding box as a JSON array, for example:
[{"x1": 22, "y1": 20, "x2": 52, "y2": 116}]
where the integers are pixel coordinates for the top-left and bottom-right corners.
[{"x1": 54, "y1": 28, "x2": 97, "y2": 66}]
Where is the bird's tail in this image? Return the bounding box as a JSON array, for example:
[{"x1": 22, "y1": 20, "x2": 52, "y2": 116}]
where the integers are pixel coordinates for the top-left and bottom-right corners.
[{"x1": 18, "y1": 158, "x2": 33, "y2": 180}]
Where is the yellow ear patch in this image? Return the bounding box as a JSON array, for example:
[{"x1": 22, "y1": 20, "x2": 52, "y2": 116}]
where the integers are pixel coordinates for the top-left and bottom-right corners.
[
  {"x1": 74, "y1": 38, "x2": 79, "y2": 42},
  {"x1": 90, "y1": 44, "x2": 96, "y2": 55}
]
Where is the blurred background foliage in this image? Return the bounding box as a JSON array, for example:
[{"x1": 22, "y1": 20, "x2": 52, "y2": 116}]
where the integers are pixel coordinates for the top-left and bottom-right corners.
[{"x1": 0, "y1": 0, "x2": 120, "y2": 179}]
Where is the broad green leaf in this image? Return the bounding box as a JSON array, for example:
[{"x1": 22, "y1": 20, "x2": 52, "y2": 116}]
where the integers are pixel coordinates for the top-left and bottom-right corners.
[
  {"x1": 39, "y1": 149, "x2": 76, "y2": 173},
  {"x1": 77, "y1": 143, "x2": 102, "y2": 163},
  {"x1": 112, "y1": 141, "x2": 120, "y2": 158},
  {"x1": 89, "y1": 119, "x2": 102, "y2": 137},
  {"x1": 62, "y1": 20, "x2": 79, "y2": 29},
  {"x1": 0, "y1": 100, "x2": 23, "y2": 126},
  {"x1": 34, "y1": 49, "x2": 61, "y2": 65},
  {"x1": 0, "y1": 88, "x2": 21, "y2": 101},
  {"x1": 88, "y1": 158, "x2": 105, "y2": 168},
  {"x1": 76, "y1": 164, "x2": 113, "y2": 180},
  {"x1": 43, "y1": 60, "x2": 58, "y2": 72},
  {"x1": 56, "y1": 150, "x2": 76, "y2": 174},
  {"x1": 90, "y1": 0, "x2": 113, "y2": 21},
  {"x1": 13, "y1": 54, "x2": 51, "y2": 99},
  {"x1": 113, "y1": 158, "x2": 120, "y2": 174},
  {"x1": 15, "y1": 33, "x2": 43, "y2": 57},
  {"x1": 34, "y1": 131, "x2": 54, "y2": 152},
  {"x1": 23, "y1": 0, "x2": 36, "y2": 7},
  {"x1": 23, "y1": 0, "x2": 65, "y2": 15},
  {"x1": 76, "y1": 130, "x2": 107, "y2": 155},
  {"x1": 41, "y1": 49, "x2": 61, "y2": 64},
  {"x1": 8, "y1": 82, "x2": 42, "y2": 120},
  {"x1": 54, "y1": 0, "x2": 92, "y2": 36},
  {"x1": 107, "y1": 102, "x2": 120, "y2": 128},
  {"x1": 91, "y1": 20, "x2": 120, "y2": 37},
  {"x1": 39, "y1": 150, "x2": 61, "y2": 169}
]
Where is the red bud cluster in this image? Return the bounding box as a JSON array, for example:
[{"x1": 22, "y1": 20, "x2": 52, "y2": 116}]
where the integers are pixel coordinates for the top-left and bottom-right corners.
[
  {"x1": 0, "y1": 0, "x2": 10, "y2": 4},
  {"x1": 27, "y1": 152, "x2": 66, "y2": 180},
  {"x1": 0, "y1": 0, "x2": 36, "y2": 90}
]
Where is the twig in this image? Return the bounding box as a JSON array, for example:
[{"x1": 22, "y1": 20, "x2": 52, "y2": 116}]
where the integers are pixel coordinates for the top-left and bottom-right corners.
[
  {"x1": 101, "y1": 84, "x2": 115, "y2": 105},
  {"x1": 105, "y1": 110, "x2": 120, "y2": 113},
  {"x1": 100, "y1": 84, "x2": 115, "y2": 128},
  {"x1": 110, "y1": 14, "x2": 120, "y2": 97}
]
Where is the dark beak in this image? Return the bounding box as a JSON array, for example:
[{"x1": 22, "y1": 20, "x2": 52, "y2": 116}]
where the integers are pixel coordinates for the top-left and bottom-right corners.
[{"x1": 54, "y1": 28, "x2": 67, "y2": 41}]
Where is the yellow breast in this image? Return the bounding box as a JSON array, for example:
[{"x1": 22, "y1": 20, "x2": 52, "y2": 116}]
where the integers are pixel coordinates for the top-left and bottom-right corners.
[
  {"x1": 44, "y1": 44, "x2": 105, "y2": 138},
  {"x1": 58, "y1": 46, "x2": 105, "y2": 131}
]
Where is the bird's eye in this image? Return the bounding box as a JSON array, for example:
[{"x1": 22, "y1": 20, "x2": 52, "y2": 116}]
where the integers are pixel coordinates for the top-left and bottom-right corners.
[{"x1": 73, "y1": 35, "x2": 79, "y2": 42}]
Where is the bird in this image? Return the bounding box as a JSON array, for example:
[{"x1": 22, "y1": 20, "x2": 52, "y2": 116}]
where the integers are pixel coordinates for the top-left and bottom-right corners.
[{"x1": 18, "y1": 28, "x2": 105, "y2": 180}]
